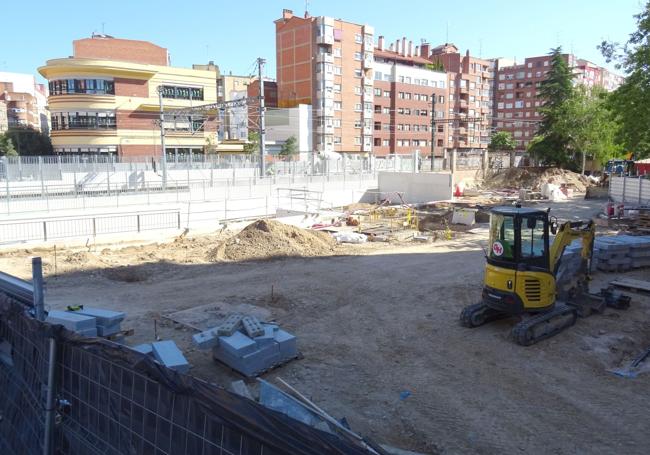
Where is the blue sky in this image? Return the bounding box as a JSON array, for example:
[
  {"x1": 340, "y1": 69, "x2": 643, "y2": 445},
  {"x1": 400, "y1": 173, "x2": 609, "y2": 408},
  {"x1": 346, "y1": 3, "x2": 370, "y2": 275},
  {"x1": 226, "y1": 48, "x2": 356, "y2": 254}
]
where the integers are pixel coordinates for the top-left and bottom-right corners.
[{"x1": 2, "y1": 0, "x2": 644, "y2": 83}]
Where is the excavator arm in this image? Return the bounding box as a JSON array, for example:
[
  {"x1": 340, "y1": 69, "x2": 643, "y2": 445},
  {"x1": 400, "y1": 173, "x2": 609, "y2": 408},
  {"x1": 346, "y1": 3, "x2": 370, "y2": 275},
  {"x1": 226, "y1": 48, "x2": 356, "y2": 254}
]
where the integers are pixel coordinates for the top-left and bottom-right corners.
[{"x1": 549, "y1": 220, "x2": 596, "y2": 275}]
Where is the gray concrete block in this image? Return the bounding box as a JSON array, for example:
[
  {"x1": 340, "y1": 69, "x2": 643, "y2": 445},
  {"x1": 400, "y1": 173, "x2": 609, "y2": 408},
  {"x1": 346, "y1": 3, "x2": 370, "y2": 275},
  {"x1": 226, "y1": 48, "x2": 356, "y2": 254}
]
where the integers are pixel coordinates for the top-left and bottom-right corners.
[
  {"x1": 77, "y1": 327, "x2": 98, "y2": 337},
  {"x1": 216, "y1": 313, "x2": 244, "y2": 336},
  {"x1": 152, "y1": 341, "x2": 190, "y2": 374},
  {"x1": 96, "y1": 323, "x2": 122, "y2": 337},
  {"x1": 46, "y1": 310, "x2": 97, "y2": 331},
  {"x1": 274, "y1": 329, "x2": 298, "y2": 359},
  {"x1": 242, "y1": 316, "x2": 264, "y2": 338},
  {"x1": 133, "y1": 343, "x2": 153, "y2": 355},
  {"x1": 254, "y1": 324, "x2": 279, "y2": 348},
  {"x1": 69, "y1": 307, "x2": 125, "y2": 326},
  {"x1": 214, "y1": 342, "x2": 281, "y2": 377},
  {"x1": 192, "y1": 329, "x2": 219, "y2": 350},
  {"x1": 228, "y1": 380, "x2": 254, "y2": 400},
  {"x1": 219, "y1": 331, "x2": 257, "y2": 358}
]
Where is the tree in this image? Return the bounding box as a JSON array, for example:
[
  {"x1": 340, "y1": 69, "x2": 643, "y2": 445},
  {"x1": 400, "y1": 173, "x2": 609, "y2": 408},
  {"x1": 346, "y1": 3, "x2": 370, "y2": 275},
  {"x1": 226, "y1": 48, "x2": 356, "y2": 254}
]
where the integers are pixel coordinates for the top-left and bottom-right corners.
[
  {"x1": 242, "y1": 131, "x2": 259, "y2": 154},
  {"x1": 528, "y1": 47, "x2": 576, "y2": 168},
  {"x1": 488, "y1": 131, "x2": 516, "y2": 152},
  {"x1": 426, "y1": 59, "x2": 445, "y2": 72},
  {"x1": 5, "y1": 126, "x2": 53, "y2": 156},
  {"x1": 559, "y1": 86, "x2": 622, "y2": 172},
  {"x1": 0, "y1": 134, "x2": 17, "y2": 157},
  {"x1": 598, "y1": 1, "x2": 650, "y2": 159},
  {"x1": 279, "y1": 135, "x2": 298, "y2": 158}
]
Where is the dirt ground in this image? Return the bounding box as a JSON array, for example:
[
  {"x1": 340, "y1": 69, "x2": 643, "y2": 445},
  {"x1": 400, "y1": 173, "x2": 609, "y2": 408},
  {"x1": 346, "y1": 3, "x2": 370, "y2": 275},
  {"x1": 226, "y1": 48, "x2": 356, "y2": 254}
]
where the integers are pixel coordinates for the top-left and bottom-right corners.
[{"x1": 1, "y1": 197, "x2": 649, "y2": 454}]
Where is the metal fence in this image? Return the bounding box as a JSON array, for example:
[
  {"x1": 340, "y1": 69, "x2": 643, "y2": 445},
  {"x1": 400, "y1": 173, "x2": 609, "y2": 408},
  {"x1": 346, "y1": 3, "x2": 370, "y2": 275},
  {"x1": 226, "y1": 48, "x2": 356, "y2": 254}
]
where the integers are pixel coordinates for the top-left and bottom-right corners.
[
  {"x1": 0, "y1": 294, "x2": 378, "y2": 454},
  {"x1": 0, "y1": 209, "x2": 181, "y2": 244},
  {"x1": 610, "y1": 176, "x2": 650, "y2": 205}
]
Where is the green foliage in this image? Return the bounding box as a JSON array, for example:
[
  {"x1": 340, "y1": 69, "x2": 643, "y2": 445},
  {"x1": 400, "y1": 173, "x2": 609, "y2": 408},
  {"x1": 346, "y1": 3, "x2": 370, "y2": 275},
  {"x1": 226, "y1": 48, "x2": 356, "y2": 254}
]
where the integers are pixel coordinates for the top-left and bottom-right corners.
[
  {"x1": 5, "y1": 126, "x2": 53, "y2": 156},
  {"x1": 243, "y1": 131, "x2": 260, "y2": 154},
  {"x1": 488, "y1": 131, "x2": 516, "y2": 152},
  {"x1": 598, "y1": 1, "x2": 650, "y2": 159},
  {"x1": 426, "y1": 59, "x2": 445, "y2": 72},
  {"x1": 0, "y1": 134, "x2": 17, "y2": 156},
  {"x1": 279, "y1": 135, "x2": 298, "y2": 157},
  {"x1": 528, "y1": 47, "x2": 577, "y2": 168}
]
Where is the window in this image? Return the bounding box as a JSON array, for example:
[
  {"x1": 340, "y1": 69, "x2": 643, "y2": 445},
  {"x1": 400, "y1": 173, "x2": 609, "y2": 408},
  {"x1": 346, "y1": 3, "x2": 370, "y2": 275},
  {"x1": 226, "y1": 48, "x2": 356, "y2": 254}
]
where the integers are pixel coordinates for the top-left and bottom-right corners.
[
  {"x1": 383, "y1": 90, "x2": 390, "y2": 97},
  {"x1": 51, "y1": 110, "x2": 117, "y2": 130},
  {"x1": 374, "y1": 71, "x2": 382, "y2": 81},
  {"x1": 354, "y1": 69, "x2": 363, "y2": 78},
  {"x1": 382, "y1": 139, "x2": 389, "y2": 146},
  {"x1": 374, "y1": 88, "x2": 382, "y2": 96},
  {"x1": 354, "y1": 86, "x2": 362, "y2": 95},
  {"x1": 354, "y1": 120, "x2": 362, "y2": 128},
  {"x1": 544, "y1": 60, "x2": 549, "y2": 66},
  {"x1": 334, "y1": 66, "x2": 342, "y2": 75},
  {"x1": 160, "y1": 85, "x2": 204, "y2": 100},
  {"x1": 404, "y1": 108, "x2": 411, "y2": 115},
  {"x1": 505, "y1": 103, "x2": 513, "y2": 109},
  {"x1": 355, "y1": 136, "x2": 362, "y2": 145},
  {"x1": 374, "y1": 121, "x2": 381, "y2": 130},
  {"x1": 49, "y1": 79, "x2": 116, "y2": 96},
  {"x1": 333, "y1": 119, "x2": 341, "y2": 127},
  {"x1": 354, "y1": 103, "x2": 362, "y2": 111},
  {"x1": 333, "y1": 48, "x2": 341, "y2": 57},
  {"x1": 438, "y1": 95, "x2": 444, "y2": 104},
  {"x1": 355, "y1": 33, "x2": 362, "y2": 43},
  {"x1": 506, "y1": 83, "x2": 514, "y2": 89},
  {"x1": 382, "y1": 107, "x2": 390, "y2": 114},
  {"x1": 421, "y1": 94, "x2": 428, "y2": 102},
  {"x1": 334, "y1": 84, "x2": 341, "y2": 92},
  {"x1": 404, "y1": 92, "x2": 411, "y2": 100},
  {"x1": 334, "y1": 101, "x2": 342, "y2": 110},
  {"x1": 515, "y1": 101, "x2": 524, "y2": 108},
  {"x1": 334, "y1": 136, "x2": 342, "y2": 144},
  {"x1": 354, "y1": 52, "x2": 362, "y2": 61},
  {"x1": 404, "y1": 77, "x2": 411, "y2": 84},
  {"x1": 397, "y1": 108, "x2": 404, "y2": 115},
  {"x1": 506, "y1": 93, "x2": 514, "y2": 99},
  {"x1": 374, "y1": 138, "x2": 381, "y2": 146},
  {"x1": 498, "y1": 83, "x2": 505, "y2": 89}
]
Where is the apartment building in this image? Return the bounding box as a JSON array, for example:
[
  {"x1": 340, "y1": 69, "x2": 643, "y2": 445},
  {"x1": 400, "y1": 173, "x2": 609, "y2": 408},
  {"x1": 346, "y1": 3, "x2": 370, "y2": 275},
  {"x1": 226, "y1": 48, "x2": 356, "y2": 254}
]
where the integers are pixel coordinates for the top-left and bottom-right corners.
[
  {"x1": 430, "y1": 44, "x2": 494, "y2": 152},
  {"x1": 275, "y1": 9, "x2": 374, "y2": 154},
  {"x1": 38, "y1": 35, "x2": 218, "y2": 157},
  {"x1": 0, "y1": 101, "x2": 8, "y2": 133},
  {"x1": 246, "y1": 78, "x2": 278, "y2": 131},
  {"x1": 494, "y1": 54, "x2": 623, "y2": 151},
  {"x1": 0, "y1": 72, "x2": 49, "y2": 133},
  {"x1": 372, "y1": 37, "x2": 449, "y2": 157}
]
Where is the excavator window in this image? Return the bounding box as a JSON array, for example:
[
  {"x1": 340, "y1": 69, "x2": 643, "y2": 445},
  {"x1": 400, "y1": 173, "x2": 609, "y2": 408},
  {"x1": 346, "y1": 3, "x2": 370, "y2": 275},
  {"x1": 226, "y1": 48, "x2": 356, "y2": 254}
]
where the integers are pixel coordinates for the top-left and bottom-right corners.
[
  {"x1": 489, "y1": 214, "x2": 515, "y2": 261},
  {"x1": 518, "y1": 214, "x2": 549, "y2": 269}
]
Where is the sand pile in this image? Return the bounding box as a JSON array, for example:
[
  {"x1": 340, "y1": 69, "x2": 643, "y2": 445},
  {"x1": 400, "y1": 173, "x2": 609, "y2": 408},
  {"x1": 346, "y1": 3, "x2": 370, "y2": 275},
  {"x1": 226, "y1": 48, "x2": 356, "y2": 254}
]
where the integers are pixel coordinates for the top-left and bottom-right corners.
[
  {"x1": 483, "y1": 167, "x2": 591, "y2": 192},
  {"x1": 207, "y1": 219, "x2": 337, "y2": 262}
]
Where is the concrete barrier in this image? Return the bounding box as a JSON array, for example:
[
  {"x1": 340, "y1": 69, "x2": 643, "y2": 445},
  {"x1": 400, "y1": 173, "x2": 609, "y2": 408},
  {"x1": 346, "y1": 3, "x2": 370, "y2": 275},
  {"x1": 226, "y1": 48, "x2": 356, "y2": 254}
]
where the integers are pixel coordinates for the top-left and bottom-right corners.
[{"x1": 378, "y1": 172, "x2": 453, "y2": 203}]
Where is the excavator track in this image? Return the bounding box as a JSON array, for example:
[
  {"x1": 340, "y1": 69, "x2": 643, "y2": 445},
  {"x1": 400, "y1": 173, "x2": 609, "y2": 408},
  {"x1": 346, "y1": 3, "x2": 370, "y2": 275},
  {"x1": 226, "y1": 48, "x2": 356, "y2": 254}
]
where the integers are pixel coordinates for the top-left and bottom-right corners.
[
  {"x1": 511, "y1": 303, "x2": 577, "y2": 346},
  {"x1": 460, "y1": 302, "x2": 509, "y2": 328}
]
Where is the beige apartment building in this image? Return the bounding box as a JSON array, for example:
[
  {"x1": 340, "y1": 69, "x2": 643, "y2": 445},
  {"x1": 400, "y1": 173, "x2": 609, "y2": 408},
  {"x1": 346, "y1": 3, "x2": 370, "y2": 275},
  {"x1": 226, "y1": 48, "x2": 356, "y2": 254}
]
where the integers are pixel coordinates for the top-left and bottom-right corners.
[
  {"x1": 0, "y1": 72, "x2": 49, "y2": 133},
  {"x1": 39, "y1": 35, "x2": 219, "y2": 157}
]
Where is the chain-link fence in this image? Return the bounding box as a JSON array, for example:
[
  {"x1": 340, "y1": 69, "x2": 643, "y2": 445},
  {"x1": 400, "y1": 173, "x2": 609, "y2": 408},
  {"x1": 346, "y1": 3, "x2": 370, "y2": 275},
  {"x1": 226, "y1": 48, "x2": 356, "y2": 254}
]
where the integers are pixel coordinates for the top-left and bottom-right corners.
[{"x1": 0, "y1": 294, "x2": 383, "y2": 454}]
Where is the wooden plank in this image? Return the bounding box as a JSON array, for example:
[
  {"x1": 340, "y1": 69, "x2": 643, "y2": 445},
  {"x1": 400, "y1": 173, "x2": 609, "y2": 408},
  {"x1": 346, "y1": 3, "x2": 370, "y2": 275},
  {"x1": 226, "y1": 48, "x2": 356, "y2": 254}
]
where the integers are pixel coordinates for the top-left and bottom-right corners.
[{"x1": 610, "y1": 278, "x2": 650, "y2": 294}]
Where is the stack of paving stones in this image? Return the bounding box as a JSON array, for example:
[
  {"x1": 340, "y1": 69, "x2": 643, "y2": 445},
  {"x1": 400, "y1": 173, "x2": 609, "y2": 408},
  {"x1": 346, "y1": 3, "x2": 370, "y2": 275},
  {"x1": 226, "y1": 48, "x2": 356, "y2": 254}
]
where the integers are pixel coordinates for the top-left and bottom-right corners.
[
  {"x1": 45, "y1": 307, "x2": 126, "y2": 338},
  {"x1": 594, "y1": 235, "x2": 650, "y2": 272},
  {"x1": 556, "y1": 240, "x2": 586, "y2": 297},
  {"x1": 131, "y1": 340, "x2": 190, "y2": 374},
  {"x1": 193, "y1": 313, "x2": 298, "y2": 378}
]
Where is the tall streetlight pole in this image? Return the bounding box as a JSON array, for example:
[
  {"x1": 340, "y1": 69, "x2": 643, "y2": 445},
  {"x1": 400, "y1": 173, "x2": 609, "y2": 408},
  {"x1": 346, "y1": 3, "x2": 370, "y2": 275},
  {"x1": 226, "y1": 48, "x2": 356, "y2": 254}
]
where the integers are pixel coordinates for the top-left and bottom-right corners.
[
  {"x1": 258, "y1": 57, "x2": 267, "y2": 178},
  {"x1": 157, "y1": 86, "x2": 168, "y2": 190},
  {"x1": 430, "y1": 94, "x2": 436, "y2": 171}
]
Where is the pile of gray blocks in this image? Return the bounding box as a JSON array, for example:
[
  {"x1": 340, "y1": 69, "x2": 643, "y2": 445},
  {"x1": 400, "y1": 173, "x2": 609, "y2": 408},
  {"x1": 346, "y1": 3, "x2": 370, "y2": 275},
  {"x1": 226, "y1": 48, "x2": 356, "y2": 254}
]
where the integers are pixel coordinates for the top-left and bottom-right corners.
[
  {"x1": 45, "y1": 307, "x2": 126, "y2": 338},
  {"x1": 594, "y1": 235, "x2": 650, "y2": 272},
  {"x1": 192, "y1": 314, "x2": 298, "y2": 378},
  {"x1": 131, "y1": 340, "x2": 190, "y2": 374}
]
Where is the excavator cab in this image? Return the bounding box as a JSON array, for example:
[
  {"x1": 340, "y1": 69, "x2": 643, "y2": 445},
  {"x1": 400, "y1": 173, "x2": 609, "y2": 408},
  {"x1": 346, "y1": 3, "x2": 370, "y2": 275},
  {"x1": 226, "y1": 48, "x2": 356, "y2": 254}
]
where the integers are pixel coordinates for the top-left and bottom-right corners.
[{"x1": 482, "y1": 207, "x2": 556, "y2": 315}]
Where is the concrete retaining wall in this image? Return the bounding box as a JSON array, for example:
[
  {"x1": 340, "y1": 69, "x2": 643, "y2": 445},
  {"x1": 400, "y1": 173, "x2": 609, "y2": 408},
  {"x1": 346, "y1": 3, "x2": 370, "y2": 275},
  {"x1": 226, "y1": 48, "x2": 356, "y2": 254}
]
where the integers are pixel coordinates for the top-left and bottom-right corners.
[{"x1": 378, "y1": 172, "x2": 453, "y2": 203}]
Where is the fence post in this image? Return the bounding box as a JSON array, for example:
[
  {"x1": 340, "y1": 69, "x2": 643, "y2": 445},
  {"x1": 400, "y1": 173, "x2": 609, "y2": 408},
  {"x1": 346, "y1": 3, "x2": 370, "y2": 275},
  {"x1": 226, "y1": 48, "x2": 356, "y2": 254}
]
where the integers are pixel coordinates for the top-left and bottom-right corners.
[
  {"x1": 639, "y1": 176, "x2": 643, "y2": 204},
  {"x1": 224, "y1": 198, "x2": 228, "y2": 220},
  {"x1": 32, "y1": 257, "x2": 45, "y2": 321},
  {"x1": 92, "y1": 217, "x2": 96, "y2": 237},
  {"x1": 5, "y1": 177, "x2": 10, "y2": 215},
  {"x1": 39, "y1": 157, "x2": 44, "y2": 198},
  {"x1": 622, "y1": 176, "x2": 627, "y2": 203},
  {"x1": 42, "y1": 221, "x2": 47, "y2": 241},
  {"x1": 106, "y1": 159, "x2": 111, "y2": 196},
  {"x1": 137, "y1": 214, "x2": 141, "y2": 232},
  {"x1": 43, "y1": 337, "x2": 57, "y2": 455}
]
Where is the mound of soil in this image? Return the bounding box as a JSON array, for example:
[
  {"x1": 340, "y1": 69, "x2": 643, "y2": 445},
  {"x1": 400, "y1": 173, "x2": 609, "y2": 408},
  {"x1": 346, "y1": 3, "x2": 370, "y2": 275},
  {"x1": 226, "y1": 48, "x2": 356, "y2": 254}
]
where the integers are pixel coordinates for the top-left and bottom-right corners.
[
  {"x1": 207, "y1": 219, "x2": 337, "y2": 262},
  {"x1": 483, "y1": 167, "x2": 591, "y2": 192}
]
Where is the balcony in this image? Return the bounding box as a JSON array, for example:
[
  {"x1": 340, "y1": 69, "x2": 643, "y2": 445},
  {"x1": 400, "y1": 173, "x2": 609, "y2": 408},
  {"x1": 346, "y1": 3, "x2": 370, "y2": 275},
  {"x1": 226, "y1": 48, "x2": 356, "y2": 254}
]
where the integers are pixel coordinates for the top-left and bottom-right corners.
[
  {"x1": 316, "y1": 53, "x2": 334, "y2": 64},
  {"x1": 362, "y1": 142, "x2": 372, "y2": 152},
  {"x1": 362, "y1": 76, "x2": 373, "y2": 86},
  {"x1": 316, "y1": 71, "x2": 334, "y2": 83},
  {"x1": 316, "y1": 34, "x2": 334, "y2": 45},
  {"x1": 316, "y1": 124, "x2": 334, "y2": 134},
  {"x1": 459, "y1": 86, "x2": 469, "y2": 94},
  {"x1": 363, "y1": 56, "x2": 374, "y2": 69}
]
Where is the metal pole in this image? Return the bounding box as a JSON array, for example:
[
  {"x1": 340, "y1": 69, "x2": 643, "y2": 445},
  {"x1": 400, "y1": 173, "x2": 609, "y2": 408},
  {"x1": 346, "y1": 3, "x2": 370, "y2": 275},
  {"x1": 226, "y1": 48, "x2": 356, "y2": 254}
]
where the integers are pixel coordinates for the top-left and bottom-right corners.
[
  {"x1": 32, "y1": 257, "x2": 45, "y2": 321},
  {"x1": 43, "y1": 337, "x2": 56, "y2": 455},
  {"x1": 258, "y1": 58, "x2": 267, "y2": 178},
  {"x1": 158, "y1": 87, "x2": 168, "y2": 190},
  {"x1": 430, "y1": 94, "x2": 436, "y2": 171}
]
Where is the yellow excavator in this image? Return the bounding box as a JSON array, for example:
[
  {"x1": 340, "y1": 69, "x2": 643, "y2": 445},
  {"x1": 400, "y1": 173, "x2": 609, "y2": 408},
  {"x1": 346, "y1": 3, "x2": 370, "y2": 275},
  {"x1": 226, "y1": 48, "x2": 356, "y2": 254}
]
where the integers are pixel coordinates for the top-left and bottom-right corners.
[{"x1": 460, "y1": 206, "x2": 623, "y2": 345}]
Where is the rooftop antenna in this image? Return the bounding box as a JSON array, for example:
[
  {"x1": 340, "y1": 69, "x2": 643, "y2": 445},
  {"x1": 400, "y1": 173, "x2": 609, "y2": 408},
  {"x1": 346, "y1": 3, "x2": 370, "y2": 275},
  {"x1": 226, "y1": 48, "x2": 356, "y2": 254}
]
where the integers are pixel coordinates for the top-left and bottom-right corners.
[
  {"x1": 479, "y1": 38, "x2": 483, "y2": 58},
  {"x1": 101, "y1": 22, "x2": 105, "y2": 34},
  {"x1": 446, "y1": 21, "x2": 449, "y2": 44},
  {"x1": 304, "y1": 0, "x2": 309, "y2": 16}
]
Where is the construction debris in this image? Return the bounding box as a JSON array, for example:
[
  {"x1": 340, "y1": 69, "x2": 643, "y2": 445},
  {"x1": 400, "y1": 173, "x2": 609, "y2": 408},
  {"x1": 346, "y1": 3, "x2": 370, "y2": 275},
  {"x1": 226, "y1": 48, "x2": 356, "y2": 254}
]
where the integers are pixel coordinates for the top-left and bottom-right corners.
[
  {"x1": 67, "y1": 306, "x2": 126, "y2": 337},
  {"x1": 609, "y1": 277, "x2": 650, "y2": 295},
  {"x1": 152, "y1": 340, "x2": 190, "y2": 373}
]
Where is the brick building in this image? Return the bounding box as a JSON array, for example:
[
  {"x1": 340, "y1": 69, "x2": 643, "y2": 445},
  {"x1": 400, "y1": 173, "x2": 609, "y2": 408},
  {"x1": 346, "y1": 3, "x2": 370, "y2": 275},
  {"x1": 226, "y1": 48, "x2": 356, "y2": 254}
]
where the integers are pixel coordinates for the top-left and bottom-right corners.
[
  {"x1": 429, "y1": 44, "x2": 494, "y2": 152},
  {"x1": 493, "y1": 54, "x2": 623, "y2": 152},
  {"x1": 372, "y1": 37, "x2": 449, "y2": 157},
  {"x1": 0, "y1": 72, "x2": 49, "y2": 133},
  {"x1": 275, "y1": 9, "x2": 374, "y2": 155},
  {"x1": 38, "y1": 35, "x2": 219, "y2": 157}
]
